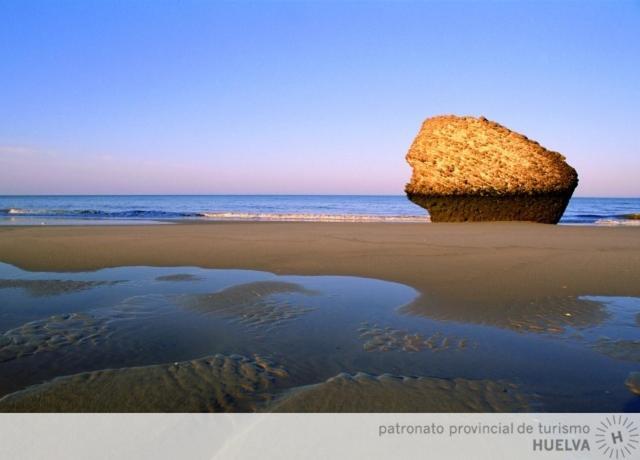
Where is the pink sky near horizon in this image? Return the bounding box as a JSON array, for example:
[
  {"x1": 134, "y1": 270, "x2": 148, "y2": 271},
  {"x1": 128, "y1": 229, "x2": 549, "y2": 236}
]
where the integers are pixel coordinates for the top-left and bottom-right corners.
[{"x1": 0, "y1": 141, "x2": 637, "y2": 197}]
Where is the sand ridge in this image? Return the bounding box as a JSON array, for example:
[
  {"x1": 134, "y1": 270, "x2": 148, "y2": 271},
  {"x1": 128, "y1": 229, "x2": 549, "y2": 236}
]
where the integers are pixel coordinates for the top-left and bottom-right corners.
[
  {"x1": 401, "y1": 295, "x2": 609, "y2": 335},
  {"x1": 180, "y1": 281, "x2": 317, "y2": 328},
  {"x1": 155, "y1": 273, "x2": 202, "y2": 282},
  {"x1": 0, "y1": 353, "x2": 290, "y2": 412},
  {"x1": 0, "y1": 279, "x2": 123, "y2": 297},
  {"x1": 267, "y1": 372, "x2": 530, "y2": 412}
]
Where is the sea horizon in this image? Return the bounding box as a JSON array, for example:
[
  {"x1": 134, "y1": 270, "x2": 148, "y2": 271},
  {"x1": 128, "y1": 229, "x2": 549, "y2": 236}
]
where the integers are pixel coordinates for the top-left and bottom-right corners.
[
  {"x1": 1, "y1": 194, "x2": 638, "y2": 226},
  {"x1": 2, "y1": 193, "x2": 640, "y2": 197}
]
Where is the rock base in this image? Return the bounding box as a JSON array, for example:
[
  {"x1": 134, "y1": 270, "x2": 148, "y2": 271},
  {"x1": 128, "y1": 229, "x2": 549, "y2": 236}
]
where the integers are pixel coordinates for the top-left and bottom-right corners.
[{"x1": 406, "y1": 192, "x2": 573, "y2": 224}]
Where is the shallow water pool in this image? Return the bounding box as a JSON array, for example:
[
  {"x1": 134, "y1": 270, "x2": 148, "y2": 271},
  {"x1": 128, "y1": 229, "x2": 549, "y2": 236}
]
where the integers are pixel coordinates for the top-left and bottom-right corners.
[{"x1": 0, "y1": 262, "x2": 638, "y2": 412}]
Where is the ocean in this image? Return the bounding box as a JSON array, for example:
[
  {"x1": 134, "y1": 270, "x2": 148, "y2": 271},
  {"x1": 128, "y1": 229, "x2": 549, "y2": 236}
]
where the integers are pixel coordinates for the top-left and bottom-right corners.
[{"x1": 0, "y1": 195, "x2": 638, "y2": 225}]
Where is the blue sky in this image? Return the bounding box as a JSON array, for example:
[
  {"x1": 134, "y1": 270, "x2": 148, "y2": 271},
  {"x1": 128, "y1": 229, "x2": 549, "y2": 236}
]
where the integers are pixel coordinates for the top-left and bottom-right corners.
[{"x1": 1, "y1": 1, "x2": 638, "y2": 196}]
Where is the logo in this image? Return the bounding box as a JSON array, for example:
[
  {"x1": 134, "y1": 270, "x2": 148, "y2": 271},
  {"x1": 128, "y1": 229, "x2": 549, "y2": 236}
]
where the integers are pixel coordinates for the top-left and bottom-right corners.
[{"x1": 595, "y1": 415, "x2": 638, "y2": 459}]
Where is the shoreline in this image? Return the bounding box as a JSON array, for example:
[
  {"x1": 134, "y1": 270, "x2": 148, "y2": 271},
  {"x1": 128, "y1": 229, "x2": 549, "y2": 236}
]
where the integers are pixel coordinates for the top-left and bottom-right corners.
[
  {"x1": 1, "y1": 221, "x2": 639, "y2": 319},
  {"x1": 2, "y1": 214, "x2": 639, "y2": 227},
  {"x1": 1, "y1": 219, "x2": 640, "y2": 227}
]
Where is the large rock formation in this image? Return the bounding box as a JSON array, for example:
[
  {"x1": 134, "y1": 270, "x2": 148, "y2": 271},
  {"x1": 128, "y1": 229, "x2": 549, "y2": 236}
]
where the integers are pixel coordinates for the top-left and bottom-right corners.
[{"x1": 405, "y1": 115, "x2": 578, "y2": 223}]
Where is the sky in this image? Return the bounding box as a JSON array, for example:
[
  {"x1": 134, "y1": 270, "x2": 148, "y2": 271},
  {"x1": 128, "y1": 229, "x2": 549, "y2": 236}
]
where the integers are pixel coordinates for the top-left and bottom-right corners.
[{"x1": 0, "y1": 1, "x2": 638, "y2": 196}]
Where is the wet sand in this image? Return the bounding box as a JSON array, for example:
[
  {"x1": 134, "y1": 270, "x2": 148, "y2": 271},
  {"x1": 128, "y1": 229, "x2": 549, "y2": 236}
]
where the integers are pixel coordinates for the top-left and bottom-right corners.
[
  {"x1": 0, "y1": 361, "x2": 528, "y2": 413},
  {"x1": 0, "y1": 222, "x2": 639, "y2": 320}
]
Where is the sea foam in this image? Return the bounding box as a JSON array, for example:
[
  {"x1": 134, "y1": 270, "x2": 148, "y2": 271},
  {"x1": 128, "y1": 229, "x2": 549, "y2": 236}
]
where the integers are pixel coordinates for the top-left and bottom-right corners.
[{"x1": 200, "y1": 212, "x2": 429, "y2": 222}]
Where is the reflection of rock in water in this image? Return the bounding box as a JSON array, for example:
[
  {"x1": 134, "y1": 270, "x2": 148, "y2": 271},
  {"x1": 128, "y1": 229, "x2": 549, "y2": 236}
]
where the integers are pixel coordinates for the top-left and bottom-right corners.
[
  {"x1": 592, "y1": 339, "x2": 640, "y2": 363},
  {"x1": 155, "y1": 274, "x2": 201, "y2": 282},
  {"x1": 358, "y1": 323, "x2": 472, "y2": 353},
  {"x1": 0, "y1": 295, "x2": 171, "y2": 363},
  {"x1": 625, "y1": 372, "x2": 640, "y2": 396},
  {"x1": 0, "y1": 279, "x2": 123, "y2": 297},
  {"x1": 0, "y1": 313, "x2": 108, "y2": 362},
  {"x1": 267, "y1": 372, "x2": 529, "y2": 412},
  {"x1": 402, "y1": 295, "x2": 608, "y2": 334},
  {"x1": 0, "y1": 354, "x2": 289, "y2": 412},
  {"x1": 183, "y1": 281, "x2": 316, "y2": 328}
]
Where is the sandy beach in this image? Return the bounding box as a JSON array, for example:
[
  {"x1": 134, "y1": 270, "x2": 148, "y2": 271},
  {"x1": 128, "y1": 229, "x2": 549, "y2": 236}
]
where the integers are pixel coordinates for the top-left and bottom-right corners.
[
  {"x1": 1, "y1": 222, "x2": 640, "y2": 412},
  {"x1": 1, "y1": 222, "x2": 639, "y2": 311}
]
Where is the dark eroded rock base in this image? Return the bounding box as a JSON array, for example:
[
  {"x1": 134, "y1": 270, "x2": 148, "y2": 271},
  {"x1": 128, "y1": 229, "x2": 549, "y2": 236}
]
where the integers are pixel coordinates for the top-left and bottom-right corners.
[{"x1": 407, "y1": 192, "x2": 574, "y2": 224}]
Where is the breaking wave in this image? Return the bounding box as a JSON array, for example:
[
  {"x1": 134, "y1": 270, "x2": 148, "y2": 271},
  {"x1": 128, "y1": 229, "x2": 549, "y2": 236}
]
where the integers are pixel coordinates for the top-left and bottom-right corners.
[
  {"x1": 0, "y1": 208, "x2": 204, "y2": 219},
  {"x1": 594, "y1": 218, "x2": 640, "y2": 227}
]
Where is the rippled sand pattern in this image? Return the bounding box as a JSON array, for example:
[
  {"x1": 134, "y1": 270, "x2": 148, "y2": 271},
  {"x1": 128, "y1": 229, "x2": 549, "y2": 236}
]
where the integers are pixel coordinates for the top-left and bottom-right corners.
[
  {"x1": 402, "y1": 295, "x2": 608, "y2": 335},
  {"x1": 268, "y1": 372, "x2": 529, "y2": 412},
  {"x1": 505, "y1": 296, "x2": 610, "y2": 334},
  {"x1": 592, "y1": 339, "x2": 640, "y2": 363},
  {"x1": 0, "y1": 295, "x2": 171, "y2": 363},
  {"x1": 358, "y1": 322, "x2": 472, "y2": 352},
  {"x1": 0, "y1": 313, "x2": 108, "y2": 363},
  {"x1": 184, "y1": 281, "x2": 316, "y2": 328},
  {"x1": 0, "y1": 354, "x2": 290, "y2": 412},
  {"x1": 0, "y1": 279, "x2": 122, "y2": 297}
]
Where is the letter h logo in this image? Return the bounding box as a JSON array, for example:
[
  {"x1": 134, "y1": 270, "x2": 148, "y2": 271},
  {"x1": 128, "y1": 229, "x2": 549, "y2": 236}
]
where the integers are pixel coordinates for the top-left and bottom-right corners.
[{"x1": 611, "y1": 430, "x2": 623, "y2": 445}]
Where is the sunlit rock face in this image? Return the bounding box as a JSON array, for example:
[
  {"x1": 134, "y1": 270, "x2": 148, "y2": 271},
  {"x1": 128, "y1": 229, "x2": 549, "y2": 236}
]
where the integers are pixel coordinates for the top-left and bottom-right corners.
[{"x1": 405, "y1": 115, "x2": 578, "y2": 223}]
